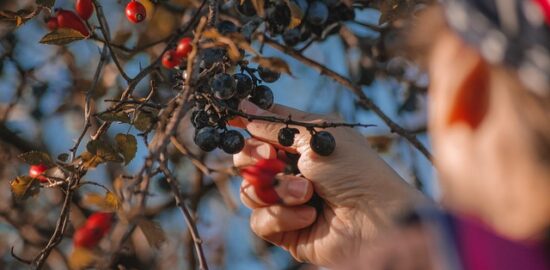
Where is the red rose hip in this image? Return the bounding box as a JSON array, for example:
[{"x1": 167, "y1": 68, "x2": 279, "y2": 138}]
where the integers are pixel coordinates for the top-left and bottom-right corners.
[
  {"x1": 29, "y1": 164, "x2": 49, "y2": 183},
  {"x1": 176, "y1": 37, "x2": 193, "y2": 58},
  {"x1": 73, "y1": 227, "x2": 102, "y2": 248},
  {"x1": 75, "y1": 0, "x2": 94, "y2": 20},
  {"x1": 45, "y1": 17, "x2": 58, "y2": 31},
  {"x1": 125, "y1": 1, "x2": 147, "y2": 24},
  {"x1": 85, "y1": 212, "x2": 113, "y2": 236},
  {"x1": 56, "y1": 9, "x2": 90, "y2": 36},
  {"x1": 162, "y1": 49, "x2": 182, "y2": 69}
]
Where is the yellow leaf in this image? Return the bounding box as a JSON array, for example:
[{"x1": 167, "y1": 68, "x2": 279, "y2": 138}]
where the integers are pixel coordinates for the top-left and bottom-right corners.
[
  {"x1": 69, "y1": 247, "x2": 98, "y2": 270},
  {"x1": 83, "y1": 191, "x2": 121, "y2": 212},
  {"x1": 10, "y1": 176, "x2": 40, "y2": 201}
]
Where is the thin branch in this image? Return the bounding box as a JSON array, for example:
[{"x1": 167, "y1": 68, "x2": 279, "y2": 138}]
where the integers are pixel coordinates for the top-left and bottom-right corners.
[
  {"x1": 92, "y1": 0, "x2": 131, "y2": 82},
  {"x1": 262, "y1": 37, "x2": 433, "y2": 161},
  {"x1": 159, "y1": 158, "x2": 209, "y2": 270},
  {"x1": 170, "y1": 136, "x2": 236, "y2": 176}
]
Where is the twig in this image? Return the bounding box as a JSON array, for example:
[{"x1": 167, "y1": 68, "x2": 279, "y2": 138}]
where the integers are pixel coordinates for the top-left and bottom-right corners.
[
  {"x1": 170, "y1": 136, "x2": 236, "y2": 176},
  {"x1": 262, "y1": 37, "x2": 433, "y2": 161},
  {"x1": 159, "y1": 158, "x2": 209, "y2": 270},
  {"x1": 93, "y1": 0, "x2": 131, "y2": 82}
]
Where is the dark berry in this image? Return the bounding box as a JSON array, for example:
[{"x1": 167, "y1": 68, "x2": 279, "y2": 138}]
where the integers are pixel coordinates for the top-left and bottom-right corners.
[
  {"x1": 233, "y1": 73, "x2": 254, "y2": 98},
  {"x1": 221, "y1": 130, "x2": 245, "y2": 154},
  {"x1": 306, "y1": 1, "x2": 329, "y2": 26},
  {"x1": 257, "y1": 66, "x2": 280, "y2": 83},
  {"x1": 278, "y1": 127, "x2": 299, "y2": 147},
  {"x1": 322, "y1": 0, "x2": 339, "y2": 7},
  {"x1": 223, "y1": 98, "x2": 240, "y2": 112},
  {"x1": 200, "y1": 48, "x2": 226, "y2": 69},
  {"x1": 249, "y1": 85, "x2": 274, "y2": 109},
  {"x1": 191, "y1": 110, "x2": 209, "y2": 129},
  {"x1": 299, "y1": 26, "x2": 312, "y2": 41},
  {"x1": 236, "y1": 0, "x2": 256, "y2": 17},
  {"x1": 310, "y1": 131, "x2": 335, "y2": 156},
  {"x1": 217, "y1": 20, "x2": 239, "y2": 35},
  {"x1": 207, "y1": 109, "x2": 220, "y2": 125},
  {"x1": 211, "y1": 73, "x2": 237, "y2": 100},
  {"x1": 194, "y1": 127, "x2": 221, "y2": 152},
  {"x1": 266, "y1": 3, "x2": 291, "y2": 35},
  {"x1": 283, "y1": 28, "x2": 301, "y2": 47}
]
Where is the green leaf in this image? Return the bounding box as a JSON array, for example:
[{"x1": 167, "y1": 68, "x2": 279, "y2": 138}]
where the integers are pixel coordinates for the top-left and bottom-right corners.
[
  {"x1": 137, "y1": 219, "x2": 166, "y2": 249},
  {"x1": 36, "y1": 0, "x2": 55, "y2": 8},
  {"x1": 86, "y1": 140, "x2": 124, "y2": 163},
  {"x1": 18, "y1": 151, "x2": 55, "y2": 167},
  {"x1": 133, "y1": 111, "x2": 154, "y2": 132},
  {"x1": 97, "y1": 111, "x2": 131, "y2": 123},
  {"x1": 40, "y1": 28, "x2": 86, "y2": 45},
  {"x1": 115, "y1": 133, "x2": 137, "y2": 165},
  {"x1": 10, "y1": 176, "x2": 40, "y2": 201}
]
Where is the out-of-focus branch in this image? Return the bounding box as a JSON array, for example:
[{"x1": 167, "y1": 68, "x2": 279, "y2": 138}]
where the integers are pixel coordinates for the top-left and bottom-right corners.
[{"x1": 159, "y1": 158, "x2": 209, "y2": 270}]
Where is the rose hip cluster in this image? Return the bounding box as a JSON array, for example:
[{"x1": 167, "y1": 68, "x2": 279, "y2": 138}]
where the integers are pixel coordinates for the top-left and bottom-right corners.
[
  {"x1": 73, "y1": 212, "x2": 113, "y2": 248},
  {"x1": 45, "y1": 0, "x2": 147, "y2": 35},
  {"x1": 236, "y1": 0, "x2": 355, "y2": 46}
]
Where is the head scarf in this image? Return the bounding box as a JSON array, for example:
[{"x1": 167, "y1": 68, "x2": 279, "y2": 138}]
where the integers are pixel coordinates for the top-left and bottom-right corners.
[{"x1": 441, "y1": 0, "x2": 550, "y2": 96}]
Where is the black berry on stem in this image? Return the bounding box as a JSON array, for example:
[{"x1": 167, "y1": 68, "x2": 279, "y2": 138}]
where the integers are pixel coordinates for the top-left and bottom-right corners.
[
  {"x1": 310, "y1": 131, "x2": 335, "y2": 156},
  {"x1": 233, "y1": 73, "x2": 254, "y2": 98},
  {"x1": 194, "y1": 127, "x2": 221, "y2": 152},
  {"x1": 278, "y1": 127, "x2": 300, "y2": 147},
  {"x1": 257, "y1": 66, "x2": 280, "y2": 83},
  {"x1": 249, "y1": 85, "x2": 274, "y2": 109},
  {"x1": 211, "y1": 73, "x2": 237, "y2": 100},
  {"x1": 221, "y1": 130, "x2": 245, "y2": 154},
  {"x1": 306, "y1": 1, "x2": 329, "y2": 26}
]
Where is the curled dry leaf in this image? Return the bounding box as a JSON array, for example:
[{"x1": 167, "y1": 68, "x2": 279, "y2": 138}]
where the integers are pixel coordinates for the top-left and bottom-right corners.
[
  {"x1": 40, "y1": 28, "x2": 87, "y2": 45},
  {"x1": 252, "y1": 56, "x2": 292, "y2": 75}
]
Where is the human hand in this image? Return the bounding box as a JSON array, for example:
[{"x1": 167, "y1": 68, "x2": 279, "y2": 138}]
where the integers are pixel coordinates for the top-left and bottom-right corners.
[{"x1": 233, "y1": 100, "x2": 427, "y2": 267}]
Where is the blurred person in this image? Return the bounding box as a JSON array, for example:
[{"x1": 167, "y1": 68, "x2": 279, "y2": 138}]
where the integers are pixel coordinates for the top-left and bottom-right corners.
[{"x1": 232, "y1": 0, "x2": 550, "y2": 269}]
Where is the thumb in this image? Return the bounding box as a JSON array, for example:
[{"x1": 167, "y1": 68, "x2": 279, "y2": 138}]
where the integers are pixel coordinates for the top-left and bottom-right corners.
[{"x1": 239, "y1": 100, "x2": 316, "y2": 152}]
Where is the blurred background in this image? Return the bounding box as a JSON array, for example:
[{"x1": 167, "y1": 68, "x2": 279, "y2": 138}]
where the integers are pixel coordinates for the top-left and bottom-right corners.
[{"x1": 0, "y1": 0, "x2": 433, "y2": 269}]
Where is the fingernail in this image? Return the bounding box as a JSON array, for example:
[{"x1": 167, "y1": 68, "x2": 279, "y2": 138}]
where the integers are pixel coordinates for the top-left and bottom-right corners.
[
  {"x1": 240, "y1": 100, "x2": 262, "y2": 115},
  {"x1": 287, "y1": 179, "x2": 308, "y2": 200}
]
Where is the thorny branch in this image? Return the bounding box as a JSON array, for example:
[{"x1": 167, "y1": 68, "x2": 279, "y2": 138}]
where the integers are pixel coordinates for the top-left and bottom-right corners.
[{"x1": 262, "y1": 36, "x2": 433, "y2": 161}]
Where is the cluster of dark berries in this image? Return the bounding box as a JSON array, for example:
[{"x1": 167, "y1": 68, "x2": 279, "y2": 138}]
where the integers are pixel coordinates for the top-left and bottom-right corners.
[
  {"x1": 178, "y1": 20, "x2": 338, "y2": 157},
  {"x1": 236, "y1": 0, "x2": 355, "y2": 46},
  {"x1": 190, "y1": 60, "x2": 280, "y2": 154}
]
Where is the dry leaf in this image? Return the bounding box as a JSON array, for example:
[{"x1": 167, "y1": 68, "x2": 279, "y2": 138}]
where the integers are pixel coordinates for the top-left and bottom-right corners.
[
  {"x1": 252, "y1": 56, "x2": 292, "y2": 75},
  {"x1": 18, "y1": 151, "x2": 55, "y2": 167},
  {"x1": 0, "y1": 8, "x2": 41, "y2": 27},
  {"x1": 284, "y1": 0, "x2": 303, "y2": 29},
  {"x1": 137, "y1": 219, "x2": 166, "y2": 249},
  {"x1": 10, "y1": 176, "x2": 40, "y2": 201},
  {"x1": 115, "y1": 133, "x2": 137, "y2": 165},
  {"x1": 83, "y1": 191, "x2": 121, "y2": 212},
  {"x1": 40, "y1": 28, "x2": 86, "y2": 45}
]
